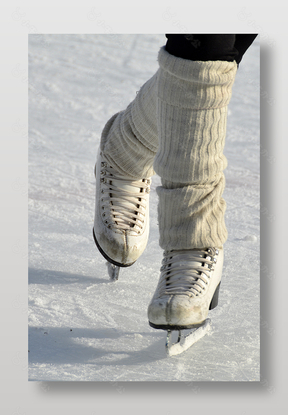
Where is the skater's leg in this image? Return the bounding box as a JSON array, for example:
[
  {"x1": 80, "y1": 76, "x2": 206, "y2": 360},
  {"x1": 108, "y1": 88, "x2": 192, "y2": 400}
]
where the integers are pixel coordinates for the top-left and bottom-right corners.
[
  {"x1": 155, "y1": 46, "x2": 237, "y2": 250},
  {"x1": 154, "y1": 33, "x2": 257, "y2": 250},
  {"x1": 93, "y1": 62, "x2": 159, "y2": 266},
  {"x1": 148, "y1": 43, "x2": 238, "y2": 328}
]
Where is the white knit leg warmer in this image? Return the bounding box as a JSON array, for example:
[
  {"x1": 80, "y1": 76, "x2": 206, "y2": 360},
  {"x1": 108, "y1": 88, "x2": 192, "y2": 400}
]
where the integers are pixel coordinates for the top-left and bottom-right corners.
[
  {"x1": 100, "y1": 71, "x2": 159, "y2": 179},
  {"x1": 154, "y1": 47, "x2": 237, "y2": 250}
]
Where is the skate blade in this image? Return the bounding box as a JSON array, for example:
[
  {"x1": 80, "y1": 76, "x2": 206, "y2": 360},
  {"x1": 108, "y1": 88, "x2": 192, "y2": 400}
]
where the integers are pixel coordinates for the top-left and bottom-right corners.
[
  {"x1": 106, "y1": 262, "x2": 120, "y2": 281},
  {"x1": 166, "y1": 318, "x2": 212, "y2": 357}
]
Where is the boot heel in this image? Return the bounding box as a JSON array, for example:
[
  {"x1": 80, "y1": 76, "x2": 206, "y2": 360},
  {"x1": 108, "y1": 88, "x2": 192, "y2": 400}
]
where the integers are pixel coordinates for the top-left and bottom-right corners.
[{"x1": 209, "y1": 282, "x2": 221, "y2": 310}]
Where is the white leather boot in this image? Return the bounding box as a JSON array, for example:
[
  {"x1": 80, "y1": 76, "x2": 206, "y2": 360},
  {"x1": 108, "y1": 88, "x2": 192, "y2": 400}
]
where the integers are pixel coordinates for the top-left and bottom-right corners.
[
  {"x1": 148, "y1": 247, "x2": 223, "y2": 328},
  {"x1": 93, "y1": 149, "x2": 151, "y2": 266}
]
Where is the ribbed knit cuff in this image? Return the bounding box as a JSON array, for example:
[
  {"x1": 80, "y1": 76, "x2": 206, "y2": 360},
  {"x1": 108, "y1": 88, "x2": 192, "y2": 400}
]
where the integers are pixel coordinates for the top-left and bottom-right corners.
[
  {"x1": 157, "y1": 174, "x2": 227, "y2": 250},
  {"x1": 158, "y1": 46, "x2": 237, "y2": 109}
]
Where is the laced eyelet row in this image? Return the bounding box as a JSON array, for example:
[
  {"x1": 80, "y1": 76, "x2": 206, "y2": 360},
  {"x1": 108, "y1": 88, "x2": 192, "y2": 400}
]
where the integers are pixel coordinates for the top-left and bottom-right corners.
[
  {"x1": 98, "y1": 155, "x2": 151, "y2": 232},
  {"x1": 158, "y1": 248, "x2": 219, "y2": 297}
]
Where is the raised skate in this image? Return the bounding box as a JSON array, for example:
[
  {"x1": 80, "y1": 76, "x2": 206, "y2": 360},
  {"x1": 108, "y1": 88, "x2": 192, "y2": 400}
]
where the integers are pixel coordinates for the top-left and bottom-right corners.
[{"x1": 93, "y1": 150, "x2": 151, "y2": 278}]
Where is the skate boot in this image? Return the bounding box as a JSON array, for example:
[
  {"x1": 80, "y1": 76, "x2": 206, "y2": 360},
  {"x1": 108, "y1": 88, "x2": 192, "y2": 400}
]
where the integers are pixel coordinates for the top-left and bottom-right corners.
[
  {"x1": 148, "y1": 247, "x2": 223, "y2": 355},
  {"x1": 93, "y1": 149, "x2": 151, "y2": 268},
  {"x1": 148, "y1": 247, "x2": 223, "y2": 328}
]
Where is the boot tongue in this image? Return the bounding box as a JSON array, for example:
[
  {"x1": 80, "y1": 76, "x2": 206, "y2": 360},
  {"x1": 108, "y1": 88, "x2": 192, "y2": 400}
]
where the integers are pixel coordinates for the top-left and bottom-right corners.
[
  {"x1": 169, "y1": 250, "x2": 205, "y2": 272},
  {"x1": 105, "y1": 162, "x2": 143, "y2": 194},
  {"x1": 111, "y1": 178, "x2": 142, "y2": 194},
  {"x1": 105, "y1": 178, "x2": 145, "y2": 231},
  {"x1": 108, "y1": 179, "x2": 143, "y2": 213}
]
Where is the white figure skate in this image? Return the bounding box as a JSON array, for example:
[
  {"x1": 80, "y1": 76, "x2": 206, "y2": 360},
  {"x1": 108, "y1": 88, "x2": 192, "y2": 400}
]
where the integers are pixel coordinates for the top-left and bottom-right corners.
[
  {"x1": 93, "y1": 150, "x2": 151, "y2": 279},
  {"x1": 148, "y1": 247, "x2": 223, "y2": 356}
]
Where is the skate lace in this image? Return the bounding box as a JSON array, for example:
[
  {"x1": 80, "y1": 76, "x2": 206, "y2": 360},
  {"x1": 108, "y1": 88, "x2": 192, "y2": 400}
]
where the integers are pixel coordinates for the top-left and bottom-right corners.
[
  {"x1": 158, "y1": 248, "x2": 219, "y2": 297},
  {"x1": 99, "y1": 161, "x2": 150, "y2": 233}
]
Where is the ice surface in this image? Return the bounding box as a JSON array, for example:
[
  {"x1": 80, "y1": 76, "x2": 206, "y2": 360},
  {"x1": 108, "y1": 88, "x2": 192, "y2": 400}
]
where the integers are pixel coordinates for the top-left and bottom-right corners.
[{"x1": 28, "y1": 34, "x2": 260, "y2": 381}]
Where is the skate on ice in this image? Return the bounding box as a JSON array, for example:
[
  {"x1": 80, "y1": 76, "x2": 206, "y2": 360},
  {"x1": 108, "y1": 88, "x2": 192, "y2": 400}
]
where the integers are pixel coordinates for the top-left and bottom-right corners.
[{"x1": 148, "y1": 248, "x2": 223, "y2": 356}]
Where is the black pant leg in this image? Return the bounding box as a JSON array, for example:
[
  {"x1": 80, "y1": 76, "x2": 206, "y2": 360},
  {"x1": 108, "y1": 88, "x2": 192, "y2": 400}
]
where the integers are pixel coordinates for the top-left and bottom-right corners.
[{"x1": 165, "y1": 34, "x2": 257, "y2": 64}]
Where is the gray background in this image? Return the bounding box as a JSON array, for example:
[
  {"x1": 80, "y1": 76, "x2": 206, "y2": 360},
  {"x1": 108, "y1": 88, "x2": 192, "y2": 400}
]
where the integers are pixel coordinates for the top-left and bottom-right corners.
[{"x1": 0, "y1": 2, "x2": 286, "y2": 414}]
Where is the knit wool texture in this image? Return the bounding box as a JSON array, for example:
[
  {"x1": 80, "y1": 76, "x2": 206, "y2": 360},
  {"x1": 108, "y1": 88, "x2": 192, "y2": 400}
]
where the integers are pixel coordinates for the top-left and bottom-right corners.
[
  {"x1": 100, "y1": 71, "x2": 159, "y2": 179},
  {"x1": 154, "y1": 47, "x2": 237, "y2": 250}
]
